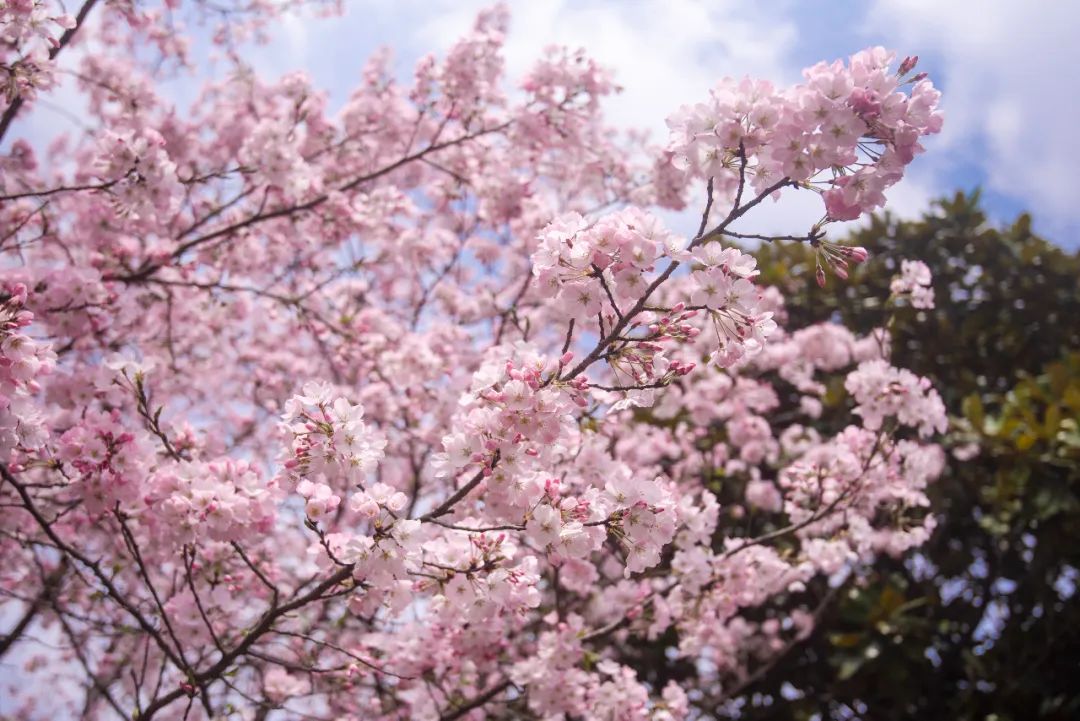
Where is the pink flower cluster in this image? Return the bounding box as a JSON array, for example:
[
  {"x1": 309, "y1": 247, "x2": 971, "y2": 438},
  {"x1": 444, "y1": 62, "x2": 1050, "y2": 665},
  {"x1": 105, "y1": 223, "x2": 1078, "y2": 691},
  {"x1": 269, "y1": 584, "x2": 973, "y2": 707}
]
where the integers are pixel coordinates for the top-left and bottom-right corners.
[
  {"x1": 510, "y1": 615, "x2": 690, "y2": 720},
  {"x1": 890, "y1": 258, "x2": 936, "y2": 309},
  {"x1": 279, "y1": 381, "x2": 388, "y2": 489},
  {"x1": 0, "y1": 284, "x2": 55, "y2": 454},
  {"x1": 93, "y1": 128, "x2": 183, "y2": 225},
  {"x1": 532, "y1": 209, "x2": 775, "y2": 376},
  {"x1": 845, "y1": 358, "x2": 948, "y2": 437},
  {"x1": 687, "y1": 243, "x2": 777, "y2": 366},
  {"x1": 56, "y1": 408, "x2": 156, "y2": 515},
  {"x1": 666, "y1": 49, "x2": 942, "y2": 220},
  {"x1": 533, "y1": 209, "x2": 682, "y2": 318},
  {"x1": 151, "y1": 460, "x2": 282, "y2": 546},
  {"x1": 0, "y1": 0, "x2": 75, "y2": 102}
]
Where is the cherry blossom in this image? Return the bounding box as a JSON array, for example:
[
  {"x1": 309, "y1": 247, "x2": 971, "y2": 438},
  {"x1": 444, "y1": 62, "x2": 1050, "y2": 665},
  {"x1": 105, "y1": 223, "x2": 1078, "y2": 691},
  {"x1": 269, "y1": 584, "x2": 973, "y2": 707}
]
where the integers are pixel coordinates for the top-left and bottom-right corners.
[
  {"x1": 0, "y1": 3, "x2": 948, "y2": 719},
  {"x1": 890, "y1": 258, "x2": 936, "y2": 309}
]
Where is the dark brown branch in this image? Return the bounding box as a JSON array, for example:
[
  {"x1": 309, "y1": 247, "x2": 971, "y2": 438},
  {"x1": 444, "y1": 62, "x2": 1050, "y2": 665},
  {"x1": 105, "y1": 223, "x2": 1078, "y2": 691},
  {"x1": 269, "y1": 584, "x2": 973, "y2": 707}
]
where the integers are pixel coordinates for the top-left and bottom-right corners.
[
  {"x1": 2, "y1": 465, "x2": 189, "y2": 674},
  {"x1": 0, "y1": 556, "x2": 67, "y2": 658},
  {"x1": 138, "y1": 563, "x2": 360, "y2": 719},
  {"x1": 419, "y1": 463, "x2": 492, "y2": 522},
  {"x1": 0, "y1": 179, "x2": 117, "y2": 202},
  {"x1": 439, "y1": 679, "x2": 512, "y2": 721}
]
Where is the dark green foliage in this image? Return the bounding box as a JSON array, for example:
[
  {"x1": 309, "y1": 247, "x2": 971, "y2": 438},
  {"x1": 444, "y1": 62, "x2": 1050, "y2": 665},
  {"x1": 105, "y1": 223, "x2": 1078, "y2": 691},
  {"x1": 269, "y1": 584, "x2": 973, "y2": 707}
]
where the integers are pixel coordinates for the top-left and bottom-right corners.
[
  {"x1": 734, "y1": 192, "x2": 1080, "y2": 721},
  {"x1": 754, "y1": 191, "x2": 1080, "y2": 407}
]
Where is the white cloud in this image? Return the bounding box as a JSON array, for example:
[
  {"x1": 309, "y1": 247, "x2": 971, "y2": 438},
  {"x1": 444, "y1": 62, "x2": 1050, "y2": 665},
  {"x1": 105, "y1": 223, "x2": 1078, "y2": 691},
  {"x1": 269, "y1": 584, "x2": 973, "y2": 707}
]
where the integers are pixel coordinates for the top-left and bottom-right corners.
[
  {"x1": 868, "y1": 0, "x2": 1080, "y2": 239},
  {"x1": 406, "y1": 0, "x2": 798, "y2": 134}
]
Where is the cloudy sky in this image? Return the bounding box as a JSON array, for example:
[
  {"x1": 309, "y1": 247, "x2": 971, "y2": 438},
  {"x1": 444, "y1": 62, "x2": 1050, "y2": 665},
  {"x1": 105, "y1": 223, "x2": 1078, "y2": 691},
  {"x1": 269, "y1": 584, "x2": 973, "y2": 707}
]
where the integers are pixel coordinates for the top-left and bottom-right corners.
[{"x1": 24, "y1": 0, "x2": 1080, "y2": 246}]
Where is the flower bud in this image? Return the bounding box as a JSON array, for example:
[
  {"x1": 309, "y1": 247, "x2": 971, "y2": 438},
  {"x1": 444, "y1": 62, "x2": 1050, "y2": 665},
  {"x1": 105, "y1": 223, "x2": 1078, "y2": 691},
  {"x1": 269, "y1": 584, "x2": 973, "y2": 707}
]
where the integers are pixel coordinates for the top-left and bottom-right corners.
[{"x1": 844, "y1": 246, "x2": 869, "y2": 263}]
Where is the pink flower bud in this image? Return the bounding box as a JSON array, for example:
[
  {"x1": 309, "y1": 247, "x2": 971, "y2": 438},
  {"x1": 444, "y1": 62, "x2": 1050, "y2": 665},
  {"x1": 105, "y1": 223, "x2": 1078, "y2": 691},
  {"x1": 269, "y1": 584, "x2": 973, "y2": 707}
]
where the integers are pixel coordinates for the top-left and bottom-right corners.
[
  {"x1": 844, "y1": 246, "x2": 869, "y2": 263},
  {"x1": 560, "y1": 351, "x2": 574, "y2": 365}
]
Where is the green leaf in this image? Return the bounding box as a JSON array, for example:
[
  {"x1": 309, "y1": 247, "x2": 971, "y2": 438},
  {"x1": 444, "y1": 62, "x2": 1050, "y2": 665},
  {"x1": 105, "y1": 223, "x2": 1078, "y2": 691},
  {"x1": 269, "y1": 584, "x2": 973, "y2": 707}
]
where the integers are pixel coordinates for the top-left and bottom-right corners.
[{"x1": 963, "y1": 394, "x2": 985, "y2": 430}]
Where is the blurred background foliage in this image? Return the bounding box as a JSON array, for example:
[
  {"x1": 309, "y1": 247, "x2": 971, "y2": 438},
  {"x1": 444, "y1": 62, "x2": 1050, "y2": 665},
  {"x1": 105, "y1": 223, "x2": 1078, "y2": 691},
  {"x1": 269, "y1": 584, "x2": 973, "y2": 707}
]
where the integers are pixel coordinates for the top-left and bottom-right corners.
[{"x1": 730, "y1": 191, "x2": 1080, "y2": 720}]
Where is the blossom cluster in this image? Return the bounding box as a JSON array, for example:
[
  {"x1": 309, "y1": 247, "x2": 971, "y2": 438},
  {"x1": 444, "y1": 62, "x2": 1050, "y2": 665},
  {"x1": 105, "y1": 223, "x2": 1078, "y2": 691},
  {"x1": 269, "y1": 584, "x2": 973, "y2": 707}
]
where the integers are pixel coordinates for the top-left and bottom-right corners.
[
  {"x1": 279, "y1": 381, "x2": 388, "y2": 491},
  {"x1": 845, "y1": 358, "x2": 948, "y2": 437},
  {"x1": 0, "y1": 0, "x2": 75, "y2": 103},
  {"x1": 150, "y1": 459, "x2": 282, "y2": 546},
  {"x1": 532, "y1": 209, "x2": 682, "y2": 318},
  {"x1": 532, "y1": 209, "x2": 776, "y2": 377},
  {"x1": 92, "y1": 128, "x2": 184, "y2": 224},
  {"x1": 0, "y1": 283, "x2": 55, "y2": 455},
  {"x1": 666, "y1": 49, "x2": 942, "y2": 220},
  {"x1": 890, "y1": 258, "x2": 936, "y2": 308},
  {"x1": 511, "y1": 615, "x2": 691, "y2": 720}
]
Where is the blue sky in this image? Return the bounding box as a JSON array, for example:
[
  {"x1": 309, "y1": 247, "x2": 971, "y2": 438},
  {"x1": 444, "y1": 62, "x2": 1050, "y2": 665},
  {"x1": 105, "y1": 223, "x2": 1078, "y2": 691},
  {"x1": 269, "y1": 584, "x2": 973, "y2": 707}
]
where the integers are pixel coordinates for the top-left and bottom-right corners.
[{"x1": 23, "y1": 0, "x2": 1080, "y2": 247}]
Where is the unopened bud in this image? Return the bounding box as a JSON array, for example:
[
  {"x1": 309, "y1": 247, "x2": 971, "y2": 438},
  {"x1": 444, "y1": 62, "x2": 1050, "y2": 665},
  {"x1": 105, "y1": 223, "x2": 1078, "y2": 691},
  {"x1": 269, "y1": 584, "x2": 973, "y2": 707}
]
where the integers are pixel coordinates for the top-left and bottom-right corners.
[
  {"x1": 816, "y1": 265, "x2": 826, "y2": 288},
  {"x1": 898, "y1": 55, "x2": 918, "y2": 76},
  {"x1": 844, "y1": 246, "x2": 869, "y2": 263}
]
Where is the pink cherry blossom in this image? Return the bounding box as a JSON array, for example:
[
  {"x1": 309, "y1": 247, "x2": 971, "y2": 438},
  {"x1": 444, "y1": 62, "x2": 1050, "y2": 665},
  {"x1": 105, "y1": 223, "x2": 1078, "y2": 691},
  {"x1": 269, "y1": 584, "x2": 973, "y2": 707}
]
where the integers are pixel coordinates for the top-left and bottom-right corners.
[{"x1": 0, "y1": 4, "x2": 947, "y2": 719}]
